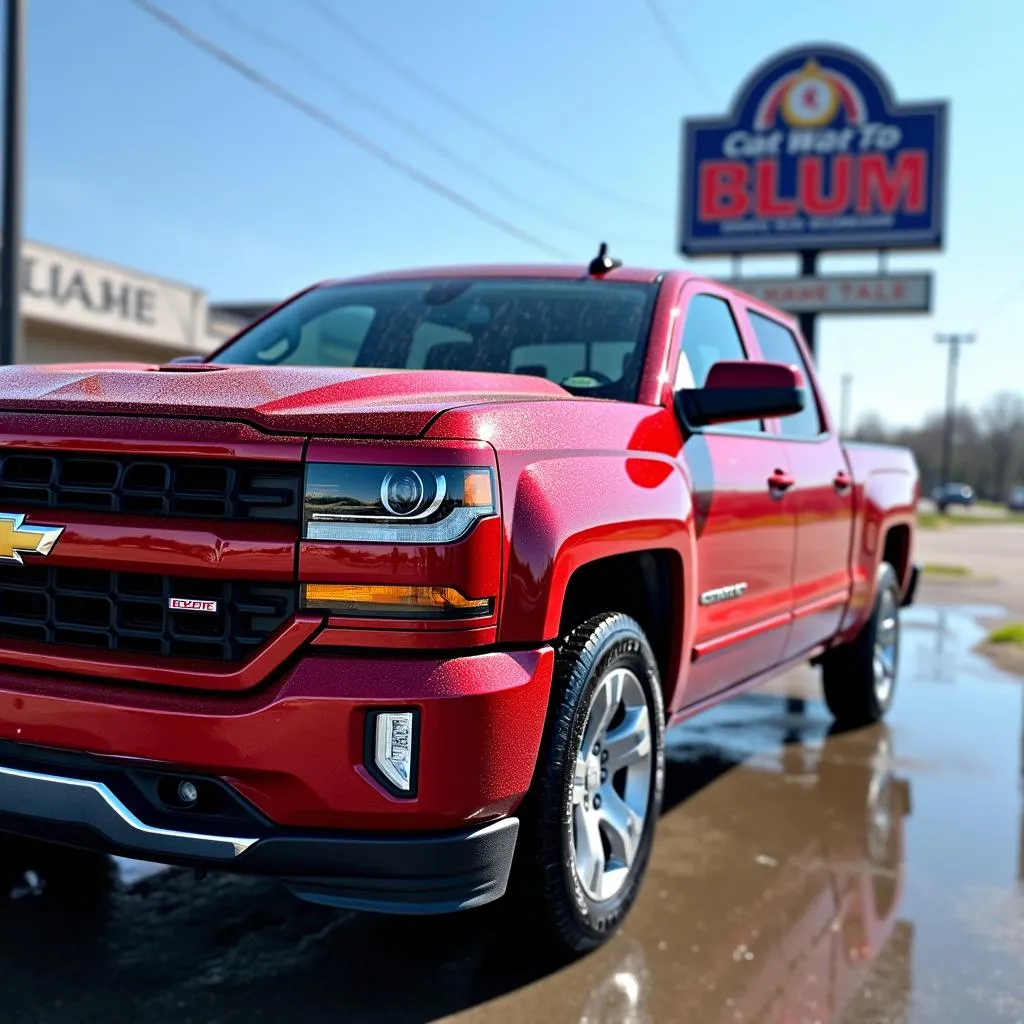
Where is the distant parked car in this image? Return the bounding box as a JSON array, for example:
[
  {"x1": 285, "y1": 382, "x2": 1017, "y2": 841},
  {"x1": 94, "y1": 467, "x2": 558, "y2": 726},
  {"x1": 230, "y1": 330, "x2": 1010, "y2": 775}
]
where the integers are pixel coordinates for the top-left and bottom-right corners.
[
  {"x1": 1008, "y1": 486, "x2": 1024, "y2": 513},
  {"x1": 933, "y1": 482, "x2": 975, "y2": 511}
]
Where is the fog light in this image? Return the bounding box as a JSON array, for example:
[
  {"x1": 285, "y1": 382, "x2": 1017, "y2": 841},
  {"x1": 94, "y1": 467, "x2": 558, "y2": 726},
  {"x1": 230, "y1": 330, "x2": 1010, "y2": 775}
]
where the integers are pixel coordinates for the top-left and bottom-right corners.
[
  {"x1": 369, "y1": 710, "x2": 419, "y2": 796},
  {"x1": 177, "y1": 780, "x2": 199, "y2": 806}
]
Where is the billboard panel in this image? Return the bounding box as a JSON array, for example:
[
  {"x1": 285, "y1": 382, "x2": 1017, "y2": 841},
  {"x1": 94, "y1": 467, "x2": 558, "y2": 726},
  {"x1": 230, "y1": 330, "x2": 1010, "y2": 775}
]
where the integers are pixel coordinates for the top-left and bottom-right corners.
[{"x1": 681, "y1": 44, "x2": 948, "y2": 256}]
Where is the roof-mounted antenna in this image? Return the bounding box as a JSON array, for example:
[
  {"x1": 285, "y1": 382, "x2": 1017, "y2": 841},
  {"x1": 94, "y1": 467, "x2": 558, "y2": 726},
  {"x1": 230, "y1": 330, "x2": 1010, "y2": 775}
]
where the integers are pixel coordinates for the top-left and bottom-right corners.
[{"x1": 588, "y1": 242, "x2": 622, "y2": 276}]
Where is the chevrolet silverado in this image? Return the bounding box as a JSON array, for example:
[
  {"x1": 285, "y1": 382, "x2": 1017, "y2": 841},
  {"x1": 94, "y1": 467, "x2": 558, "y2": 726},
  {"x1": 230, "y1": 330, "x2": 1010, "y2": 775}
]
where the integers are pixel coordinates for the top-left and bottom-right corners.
[{"x1": 0, "y1": 252, "x2": 919, "y2": 951}]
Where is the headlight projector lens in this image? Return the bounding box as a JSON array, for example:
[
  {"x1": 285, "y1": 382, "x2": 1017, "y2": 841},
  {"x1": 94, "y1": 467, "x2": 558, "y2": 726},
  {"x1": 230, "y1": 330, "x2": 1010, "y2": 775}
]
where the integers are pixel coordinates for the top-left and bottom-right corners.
[{"x1": 381, "y1": 469, "x2": 426, "y2": 516}]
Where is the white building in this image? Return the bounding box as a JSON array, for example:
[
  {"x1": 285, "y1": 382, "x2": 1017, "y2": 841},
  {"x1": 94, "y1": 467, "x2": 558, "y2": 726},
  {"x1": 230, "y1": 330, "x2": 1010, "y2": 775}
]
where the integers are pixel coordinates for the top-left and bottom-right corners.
[{"x1": 15, "y1": 240, "x2": 242, "y2": 365}]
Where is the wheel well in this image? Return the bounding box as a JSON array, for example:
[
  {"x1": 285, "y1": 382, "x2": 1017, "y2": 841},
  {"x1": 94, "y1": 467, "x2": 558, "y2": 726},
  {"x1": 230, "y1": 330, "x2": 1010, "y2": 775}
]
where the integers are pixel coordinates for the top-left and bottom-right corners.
[
  {"x1": 882, "y1": 525, "x2": 911, "y2": 588},
  {"x1": 558, "y1": 550, "x2": 681, "y2": 700}
]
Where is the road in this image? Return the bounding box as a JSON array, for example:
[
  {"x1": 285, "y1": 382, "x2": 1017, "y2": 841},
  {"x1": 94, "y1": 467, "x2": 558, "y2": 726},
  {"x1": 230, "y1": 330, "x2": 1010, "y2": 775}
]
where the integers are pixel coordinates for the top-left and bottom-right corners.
[
  {"x1": 0, "y1": 595, "x2": 1021, "y2": 1023},
  {"x1": 916, "y1": 522, "x2": 1024, "y2": 610}
]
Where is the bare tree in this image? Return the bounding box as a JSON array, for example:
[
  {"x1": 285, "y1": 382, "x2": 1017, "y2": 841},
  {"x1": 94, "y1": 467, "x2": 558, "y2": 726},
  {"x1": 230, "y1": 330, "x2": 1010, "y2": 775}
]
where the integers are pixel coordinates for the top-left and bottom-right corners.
[
  {"x1": 852, "y1": 412, "x2": 889, "y2": 444},
  {"x1": 853, "y1": 391, "x2": 1024, "y2": 499},
  {"x1": 979, "y1": 392, "x2": 1024, "y2": 499}
]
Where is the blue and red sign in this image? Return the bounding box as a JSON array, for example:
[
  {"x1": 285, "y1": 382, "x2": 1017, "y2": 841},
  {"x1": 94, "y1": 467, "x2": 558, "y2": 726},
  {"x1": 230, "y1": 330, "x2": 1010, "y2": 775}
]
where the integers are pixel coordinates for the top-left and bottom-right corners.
[{"x1": 680, "y1": 45, "x2": 948, "y2": 256}]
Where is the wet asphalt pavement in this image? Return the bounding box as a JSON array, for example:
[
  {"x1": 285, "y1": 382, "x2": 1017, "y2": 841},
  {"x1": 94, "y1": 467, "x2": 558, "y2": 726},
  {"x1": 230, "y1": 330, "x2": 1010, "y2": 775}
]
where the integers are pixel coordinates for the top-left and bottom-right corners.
[{"x1": 2, "y1": 601, "x2": 1023, "y2": 1023}]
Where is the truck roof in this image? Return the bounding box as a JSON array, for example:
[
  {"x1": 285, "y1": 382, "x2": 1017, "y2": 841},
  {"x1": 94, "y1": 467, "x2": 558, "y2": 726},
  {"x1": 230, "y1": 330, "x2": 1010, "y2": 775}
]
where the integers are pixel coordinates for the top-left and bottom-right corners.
[{"x1": 329, "y1": 264, "x2": 689, "y2": 286}]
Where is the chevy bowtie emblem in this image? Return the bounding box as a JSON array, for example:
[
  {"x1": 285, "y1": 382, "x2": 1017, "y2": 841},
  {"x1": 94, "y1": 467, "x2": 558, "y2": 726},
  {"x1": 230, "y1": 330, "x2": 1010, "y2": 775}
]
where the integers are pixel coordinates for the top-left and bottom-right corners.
[{"x1": 0, "y1": 512, "x2": 65, "y2": 564}]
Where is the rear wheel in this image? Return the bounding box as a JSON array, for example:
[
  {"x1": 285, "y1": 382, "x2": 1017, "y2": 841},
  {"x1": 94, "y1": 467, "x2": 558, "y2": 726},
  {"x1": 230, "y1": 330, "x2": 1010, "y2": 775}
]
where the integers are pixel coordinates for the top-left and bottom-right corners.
[
  {"x1": 822, "y1": 562, "x2": 901, "y2": 727},
  {"x1": 515, "y1": 613, "x2": 665, "y2": 953}
]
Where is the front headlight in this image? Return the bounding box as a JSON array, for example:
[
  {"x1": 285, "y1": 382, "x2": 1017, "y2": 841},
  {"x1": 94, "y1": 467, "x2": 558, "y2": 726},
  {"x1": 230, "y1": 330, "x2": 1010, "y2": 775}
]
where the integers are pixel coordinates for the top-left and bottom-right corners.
[{"x1": 303, "y1": 464, "x2": 496, "y2": 544}]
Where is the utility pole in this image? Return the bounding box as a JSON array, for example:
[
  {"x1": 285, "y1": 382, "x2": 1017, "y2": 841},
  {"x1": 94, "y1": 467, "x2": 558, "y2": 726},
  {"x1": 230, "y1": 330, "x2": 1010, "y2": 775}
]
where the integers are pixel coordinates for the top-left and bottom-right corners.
[
  {"x1": 0, "y1": 0, "x2": 25, "y2": 366},
  {"x1": 935, "y1": 333, "x2": 976, "y2": 493},
  {"x1": 839, "y1": 373, "x2": 853, "y2": 438}
]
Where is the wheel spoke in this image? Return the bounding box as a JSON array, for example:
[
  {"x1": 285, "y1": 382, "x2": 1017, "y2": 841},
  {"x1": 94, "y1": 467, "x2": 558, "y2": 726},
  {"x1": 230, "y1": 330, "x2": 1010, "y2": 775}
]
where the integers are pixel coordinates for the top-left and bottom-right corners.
[
  {"x1": 603, "y1": 706, "x2": 651, "y2": 773},
  {"x1": 877, "y1": 614, "x2": 897, "y2": 647},
  {"x1": 574, "y1": 805, "x2": 606, "y2": 894},
  {"x1": 599, "y1": 789, "x2": 641, "y2": 869},
  {"x1": 572, "y1": 756, "x2": 588, "y2": 807},
  {"x1": 582, "y1": 670, "x2": 623, "y2": 756}
]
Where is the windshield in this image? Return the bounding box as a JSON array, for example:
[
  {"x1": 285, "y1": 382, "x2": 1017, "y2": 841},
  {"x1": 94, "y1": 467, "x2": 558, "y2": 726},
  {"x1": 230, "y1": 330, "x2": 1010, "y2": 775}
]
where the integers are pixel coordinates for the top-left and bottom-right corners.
[{"x1": 211, "y1": 277, "x2": 660, "y2": 401}]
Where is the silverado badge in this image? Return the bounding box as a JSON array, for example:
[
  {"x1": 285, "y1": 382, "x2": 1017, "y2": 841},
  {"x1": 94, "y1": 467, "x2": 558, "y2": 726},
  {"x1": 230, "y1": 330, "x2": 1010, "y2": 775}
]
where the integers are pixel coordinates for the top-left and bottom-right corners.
[{"x1": 0, "y1": 512, "x2": 64, "y2": 565}]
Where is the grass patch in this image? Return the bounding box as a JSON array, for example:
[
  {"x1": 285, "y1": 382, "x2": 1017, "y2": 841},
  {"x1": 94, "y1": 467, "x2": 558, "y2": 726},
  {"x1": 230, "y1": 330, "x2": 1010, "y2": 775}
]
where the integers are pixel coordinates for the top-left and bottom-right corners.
[
  {"x1": 918, "y1": 511, "x2": 1015, "y2": 529},
  {"x1": 989, "y1": 623, "x2": 1024, "y2": 646},
  {"x1": 922, "y1": 562, "x2": 972, "y2": 577}
]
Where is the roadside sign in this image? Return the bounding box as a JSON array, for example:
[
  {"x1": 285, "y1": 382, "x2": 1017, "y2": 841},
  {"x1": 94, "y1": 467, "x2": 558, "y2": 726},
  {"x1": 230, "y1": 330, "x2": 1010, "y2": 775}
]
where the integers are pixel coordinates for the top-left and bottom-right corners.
[
  {"x1": 680, "y1": 44, "x2": 948, "y2": 256},
  {"x1": 722, "y1": 272, "x2": 932, "y2": 315}
]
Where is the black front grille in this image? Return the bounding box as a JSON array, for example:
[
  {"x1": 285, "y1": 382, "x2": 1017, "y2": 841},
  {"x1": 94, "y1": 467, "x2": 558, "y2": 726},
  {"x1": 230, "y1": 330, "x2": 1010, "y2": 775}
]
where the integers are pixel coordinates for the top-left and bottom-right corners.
[
  {"x1": 0, "y1": 451, "x2": 301, "y2": 523},
  {"x1": 0, "y1": 566, "x2": 296, "y2": 662}
]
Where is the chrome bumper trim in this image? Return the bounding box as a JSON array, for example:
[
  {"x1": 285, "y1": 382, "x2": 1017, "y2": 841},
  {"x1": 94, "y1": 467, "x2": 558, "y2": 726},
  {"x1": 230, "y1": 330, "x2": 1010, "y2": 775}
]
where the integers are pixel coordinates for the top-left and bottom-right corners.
[{"x1": 0, "y1": 764, "x2": 257, "y2": 859}]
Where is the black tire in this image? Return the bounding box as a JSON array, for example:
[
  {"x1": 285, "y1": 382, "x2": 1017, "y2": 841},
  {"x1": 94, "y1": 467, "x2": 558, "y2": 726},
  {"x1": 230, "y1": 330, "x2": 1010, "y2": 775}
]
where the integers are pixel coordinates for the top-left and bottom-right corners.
[
  {"x1": 823, "y1": 562, "x2": 901, "y2": 727},
  {"x1": 514, "y1": 613, "x2": 665, "y2": 954}
]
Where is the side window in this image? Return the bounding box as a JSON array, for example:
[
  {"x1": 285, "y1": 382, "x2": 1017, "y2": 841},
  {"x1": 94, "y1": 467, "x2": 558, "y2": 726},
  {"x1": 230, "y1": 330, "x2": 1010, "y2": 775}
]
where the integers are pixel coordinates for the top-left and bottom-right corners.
[
  {"x1": 678, "y1": 293, "x2": 764, "y2": 435},
  {"x1": 747, "y1": 312, "x2": 824, "y2": 439}
]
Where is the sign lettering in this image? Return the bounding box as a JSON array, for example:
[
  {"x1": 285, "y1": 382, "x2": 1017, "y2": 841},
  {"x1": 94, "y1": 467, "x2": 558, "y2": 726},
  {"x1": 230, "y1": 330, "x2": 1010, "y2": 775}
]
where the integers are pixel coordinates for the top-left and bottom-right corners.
[
  {"x1": 720, "y1": 272, "x2": 932, "y2": 315},
  {"x1": 21, "y1": 255, "x2": 159, "y2": 326}
]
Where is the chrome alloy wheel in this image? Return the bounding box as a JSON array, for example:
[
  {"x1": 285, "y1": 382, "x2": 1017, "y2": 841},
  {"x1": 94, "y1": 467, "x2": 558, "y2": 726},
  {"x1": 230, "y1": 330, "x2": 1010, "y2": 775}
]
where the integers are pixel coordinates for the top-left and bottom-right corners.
[
  {"x1": 873, "y1": 587, "x2": 899, "y2": 707},
  {"x1": 571, "y1": 667, "x2": 653, "y2": 902}
]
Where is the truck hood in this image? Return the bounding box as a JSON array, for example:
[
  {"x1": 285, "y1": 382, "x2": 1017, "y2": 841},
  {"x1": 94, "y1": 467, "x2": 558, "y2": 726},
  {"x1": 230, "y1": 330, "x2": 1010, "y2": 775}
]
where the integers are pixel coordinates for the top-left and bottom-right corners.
[{"x1": 0, "y1": 363, "x2": 570, "y2": 436}]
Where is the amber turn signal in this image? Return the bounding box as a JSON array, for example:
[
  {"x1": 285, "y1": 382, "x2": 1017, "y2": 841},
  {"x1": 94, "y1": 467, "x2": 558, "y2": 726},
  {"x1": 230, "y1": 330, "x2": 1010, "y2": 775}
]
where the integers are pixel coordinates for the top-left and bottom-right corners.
[
  {"x1": 462, "y1": 470, "x2": 494, "y2": 509},
  {"x1": 303, "y1": 583, "x2": 491, "y2": 618}
]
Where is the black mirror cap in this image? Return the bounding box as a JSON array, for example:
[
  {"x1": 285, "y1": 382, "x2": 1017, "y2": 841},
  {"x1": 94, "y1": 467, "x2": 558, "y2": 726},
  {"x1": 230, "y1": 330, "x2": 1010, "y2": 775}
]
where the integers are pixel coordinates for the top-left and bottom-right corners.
[{"x1": 675, "y1": 385, "x2": 807, "y2": 430}]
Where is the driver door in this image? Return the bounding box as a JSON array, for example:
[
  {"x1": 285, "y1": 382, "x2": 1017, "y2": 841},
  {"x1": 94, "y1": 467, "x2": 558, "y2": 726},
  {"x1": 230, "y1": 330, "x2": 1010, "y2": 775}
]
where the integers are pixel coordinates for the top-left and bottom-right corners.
[{"x1": 673, "y1": 286, "x2": 797, "y2": 710}]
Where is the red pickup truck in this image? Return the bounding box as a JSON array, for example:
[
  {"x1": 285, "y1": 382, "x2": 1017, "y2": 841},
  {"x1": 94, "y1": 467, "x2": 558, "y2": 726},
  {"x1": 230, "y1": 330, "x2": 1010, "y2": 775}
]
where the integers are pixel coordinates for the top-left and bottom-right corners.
[{"x1": 0, "y1": 254, "x2": 918, "y2": 952}]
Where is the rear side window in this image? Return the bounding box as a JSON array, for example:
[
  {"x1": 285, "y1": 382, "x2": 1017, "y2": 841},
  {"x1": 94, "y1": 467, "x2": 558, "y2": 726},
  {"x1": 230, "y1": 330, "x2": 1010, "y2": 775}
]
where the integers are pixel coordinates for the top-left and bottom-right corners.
[
  {"x1": 747, "y1": 312, "x2": 824, "y2": 439},
  {"x1": 678, "y1": 293, "x2": 763, "y2": 435}
]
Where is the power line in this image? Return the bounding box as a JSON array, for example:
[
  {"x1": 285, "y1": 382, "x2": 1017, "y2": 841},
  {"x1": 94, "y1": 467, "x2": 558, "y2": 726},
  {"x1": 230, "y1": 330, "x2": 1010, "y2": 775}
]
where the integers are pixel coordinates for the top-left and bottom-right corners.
[
  {"x1": 204, "y1": 0, "x2": 600, "y2": 240},
  {"x1": 128, "y1": 0, "x2": 571, "y2": 259},
  {"x1": 303, "y1": 0, "x2": 664, "y2": 218},
  {"x1": 643, "y1": 0, "x2": 716, "y2": 105}
]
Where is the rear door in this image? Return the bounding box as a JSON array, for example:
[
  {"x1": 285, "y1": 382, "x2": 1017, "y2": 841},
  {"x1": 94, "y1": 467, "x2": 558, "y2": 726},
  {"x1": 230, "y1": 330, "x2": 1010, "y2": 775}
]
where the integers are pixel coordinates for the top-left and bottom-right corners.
[
  {"x1": 742, "y1": 308, "x2": 855, "y2": 660},
  {"x1": 674, "y1": 285, "x2": 797, "y2": 709}
]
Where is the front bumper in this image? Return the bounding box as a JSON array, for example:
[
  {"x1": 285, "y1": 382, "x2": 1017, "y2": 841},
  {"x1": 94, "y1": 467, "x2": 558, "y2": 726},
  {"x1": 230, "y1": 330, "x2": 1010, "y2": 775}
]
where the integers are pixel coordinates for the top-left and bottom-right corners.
[
  {"x1": 0, "y1": 647, "x2": 553, "y2": 831},
  {"x1": 0, "y1": 645, "x2": 553, "y2": 910},
  {"x1": 0, "y1": 758, "x2": 519, "y2": 912}
]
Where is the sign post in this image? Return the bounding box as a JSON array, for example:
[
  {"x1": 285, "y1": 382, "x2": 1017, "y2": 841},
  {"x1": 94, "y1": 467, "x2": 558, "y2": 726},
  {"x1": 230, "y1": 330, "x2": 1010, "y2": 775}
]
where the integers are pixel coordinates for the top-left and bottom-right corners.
[
  {"x1": 680, "y1": 44, "x2": 948, "y2": 357},
  {"x1": 0, "y1": 0, "x2": 26, "y2": 366}
]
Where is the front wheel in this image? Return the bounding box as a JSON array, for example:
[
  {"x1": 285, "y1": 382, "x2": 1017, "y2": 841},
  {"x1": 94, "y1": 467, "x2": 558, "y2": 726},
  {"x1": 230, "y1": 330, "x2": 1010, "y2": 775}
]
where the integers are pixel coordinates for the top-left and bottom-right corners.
[
  {"x1": 822, "y1": 562, "x2": 901, "y2": 727},
  {"x1": 515, "y1": 613, "x2": 665, "y2": 953}
]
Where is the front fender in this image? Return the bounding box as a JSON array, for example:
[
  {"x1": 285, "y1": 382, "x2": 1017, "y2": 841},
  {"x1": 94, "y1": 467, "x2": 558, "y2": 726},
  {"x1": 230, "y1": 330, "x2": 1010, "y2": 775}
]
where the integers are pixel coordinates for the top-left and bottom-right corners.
[{"x1": 497, "y1": 451, "x2": 696, "y2": 668}]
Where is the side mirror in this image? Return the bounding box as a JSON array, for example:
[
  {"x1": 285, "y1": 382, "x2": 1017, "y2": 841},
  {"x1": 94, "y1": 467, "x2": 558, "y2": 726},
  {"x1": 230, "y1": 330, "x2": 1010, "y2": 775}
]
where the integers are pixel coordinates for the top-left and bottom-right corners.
[
  {"x1": 167, "y1": 354, "x2": 206, "y2": 365},
  {"x1": 675, "y1": 360, "x2": 806, "y2": 429}
]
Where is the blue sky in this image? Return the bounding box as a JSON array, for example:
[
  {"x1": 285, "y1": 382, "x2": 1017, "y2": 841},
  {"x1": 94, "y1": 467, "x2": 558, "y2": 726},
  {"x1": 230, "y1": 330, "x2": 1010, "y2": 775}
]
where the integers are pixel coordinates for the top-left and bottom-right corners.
[{"x1": 27, "y1": 0, "x2": 1024, "y2": 427}]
